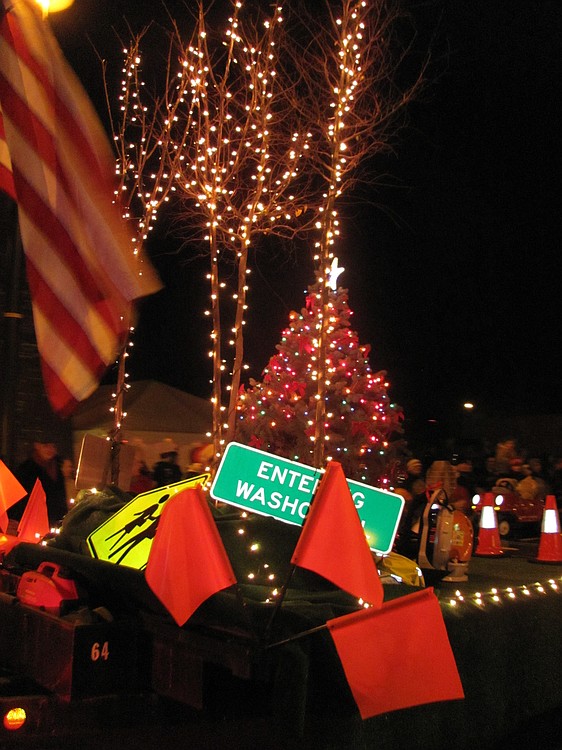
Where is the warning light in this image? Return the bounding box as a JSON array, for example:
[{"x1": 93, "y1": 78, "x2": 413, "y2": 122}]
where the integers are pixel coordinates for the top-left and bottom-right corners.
[{"x1": 3, "y1": 707, "x2": 27, "y2": 731}]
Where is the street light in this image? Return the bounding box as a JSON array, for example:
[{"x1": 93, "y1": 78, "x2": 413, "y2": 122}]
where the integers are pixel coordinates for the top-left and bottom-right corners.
[{"x1": 34, "y1": 0, "x2": 75, "y2": 14}]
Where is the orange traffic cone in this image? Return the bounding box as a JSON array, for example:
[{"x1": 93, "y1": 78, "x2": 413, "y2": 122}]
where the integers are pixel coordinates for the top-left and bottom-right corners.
[
  {"x1": 531, "y1": 495, "x2": 562, "y2": 564},
  {"x1": 474, "y1": 492, "x2": 504, "y2": 557}
]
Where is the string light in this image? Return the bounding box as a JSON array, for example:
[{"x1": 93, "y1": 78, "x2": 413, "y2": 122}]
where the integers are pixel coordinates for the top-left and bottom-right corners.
[
  {"x1": 107, "y1": 38, "x2": 179, "y2": 439},
  {"x1": 443, "y1": 578, "x2": 562, "y2": 611}
]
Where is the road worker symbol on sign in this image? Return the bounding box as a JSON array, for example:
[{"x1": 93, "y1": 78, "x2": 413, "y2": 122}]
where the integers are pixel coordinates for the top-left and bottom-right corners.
[
  {"x1": 105, "y1": 493, "x2": 170, "y2": 564},
  {"x1": 87, "y1": 475, "x2": 209, "y2": 569}
]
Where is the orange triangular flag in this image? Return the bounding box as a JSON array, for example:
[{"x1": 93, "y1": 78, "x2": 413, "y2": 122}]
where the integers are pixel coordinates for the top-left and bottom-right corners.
[
  {"x1": 0, "y1": 459, "x2": 26, "y2": 532},
  {"x1": 145, "y1": 486, "x2": 237, "y2": 626},
  {"x1": 291, "y1": 461, "x2": 383, "y2": 608},
  {"x1": 17, "y1": 478, "x2": 50, "y2": 542},
  {"x1": 327, "y1": 587, "x2": 464, "y2": 718}
]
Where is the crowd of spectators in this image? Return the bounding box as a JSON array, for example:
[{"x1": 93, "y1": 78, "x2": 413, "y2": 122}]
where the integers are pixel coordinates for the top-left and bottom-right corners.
[
  {"x1": 6, "y1": 434, "x2": 561, "y2": 539},
  {"x1": 393, "y1": 438, "x2": 562, "y2": 558},
  {"x1": 5, "y1": 436, "x2": 216, "y2": 530},
  {"x1": 129, "y1": 440, "x2": 214, "y2": 494},
  {"x1": 398, "y1": 437, "x2": 562, "y2": 510}
]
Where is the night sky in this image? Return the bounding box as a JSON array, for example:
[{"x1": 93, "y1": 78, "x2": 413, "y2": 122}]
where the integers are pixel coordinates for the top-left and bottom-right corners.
[{"x1": 51, "y1": 0, "x2": 561, "y2": 438}]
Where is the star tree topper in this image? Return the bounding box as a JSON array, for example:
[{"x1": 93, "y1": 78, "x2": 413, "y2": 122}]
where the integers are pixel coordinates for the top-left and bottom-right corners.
[{"x1": 328, "y1": 257, "x2": 345, "y2": 291}]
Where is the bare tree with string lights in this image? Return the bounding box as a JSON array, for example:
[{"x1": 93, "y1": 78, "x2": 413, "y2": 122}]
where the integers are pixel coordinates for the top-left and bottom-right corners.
[
  {"x1": 166, "y1": 2, "x2": 321, "y2": 465},
  {"x1": 276, "y1": 0, "x2": 426, "y2": 469},
  {"x1": 101, "y1": 28, "x2": 181, "y2": 480},
  {"x1": 166, "y1": 0, "x2": 424, "y2": 471},
  {"x1": 104, "y1": 0, "x2": 425, "y2": 480}
]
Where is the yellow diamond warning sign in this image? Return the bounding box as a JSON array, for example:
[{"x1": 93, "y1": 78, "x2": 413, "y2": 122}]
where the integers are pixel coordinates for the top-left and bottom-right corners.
[{"x1": 87, "y1": 475, "x2": 210, "y2": 569}]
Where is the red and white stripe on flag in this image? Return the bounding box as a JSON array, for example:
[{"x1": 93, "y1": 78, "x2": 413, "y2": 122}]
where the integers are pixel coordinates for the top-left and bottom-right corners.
[
  {"x1": 0, "y1": 0, "x2": 161, "y2": 416},
  {"x1": 0, "y1": 104, "x2": 15, "y2": 198}
]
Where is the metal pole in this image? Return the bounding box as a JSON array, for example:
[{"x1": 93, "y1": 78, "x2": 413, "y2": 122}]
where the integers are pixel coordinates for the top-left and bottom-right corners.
[{"x1": 0, "y1": 194, "x2": 24, "y2": 466}]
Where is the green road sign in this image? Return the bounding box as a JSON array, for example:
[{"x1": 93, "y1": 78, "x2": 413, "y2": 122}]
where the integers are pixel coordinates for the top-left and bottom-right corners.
[
  {"x1": 87, "y1": 474, "x2": 210, "y2": 569},
  {"x1": 210, "y1": 443, "x2": 404, "y2": 555}
]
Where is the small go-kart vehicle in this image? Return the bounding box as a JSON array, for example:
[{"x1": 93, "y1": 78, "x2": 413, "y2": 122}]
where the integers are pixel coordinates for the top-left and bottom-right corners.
[{"x1": 471, "y1": 478, "x2": 543, "y2": 538}]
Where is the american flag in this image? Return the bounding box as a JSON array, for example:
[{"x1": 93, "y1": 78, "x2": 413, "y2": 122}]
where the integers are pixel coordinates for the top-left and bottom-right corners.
[
  {"x1": 0, "y1": 0, "x2": 161, "y2": 416},
  {"x1": 0, "y1": 100, "x2": 15, "y2": 199}
]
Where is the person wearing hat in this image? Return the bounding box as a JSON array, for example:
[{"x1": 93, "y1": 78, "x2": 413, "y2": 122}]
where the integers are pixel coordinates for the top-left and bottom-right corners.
[
  {"x1": 11, "y1": 440, "x2": 68, "y2": 526},
  {"x1": 152, "y1": 440, "x2": 183, "y2": 488},
  {"x1": 455, "y1": 459, "x2": 477, "y2": 505},
  {"x1": 507, "y1": 456, "x2": 526, "y2": 482},
  {"x1": 185, "y1": 442, "x2": 214, "y2": 478},
  {"x1": 401, "y1": 458, "x2": 426, "y2": 498}
]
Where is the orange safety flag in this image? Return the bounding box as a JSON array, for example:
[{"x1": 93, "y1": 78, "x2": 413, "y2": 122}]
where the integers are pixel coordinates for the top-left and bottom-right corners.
[
  {"x1": 0, "y1": 458, "x2": 26, "y2": 531},
  {"x1": 17, "y1": 477, "x2": 49, "y2": 541},
  {"x1": 291, "y1": 460, "x2": 383, "y2": 608},
  {"x1": 0, "y1": 0, "x2": 161, "y2": 416},
  {"x1": 145, "y1": 486, "x2": 237, "y2": 626},
  {"x1": 327, "y1": 587, "x2": 464, "y2": 719}
]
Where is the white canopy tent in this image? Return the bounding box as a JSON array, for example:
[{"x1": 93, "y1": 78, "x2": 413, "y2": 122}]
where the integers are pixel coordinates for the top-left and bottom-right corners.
[{"x1": 71, "y1": 380, "x2": 213, "y2": 473}]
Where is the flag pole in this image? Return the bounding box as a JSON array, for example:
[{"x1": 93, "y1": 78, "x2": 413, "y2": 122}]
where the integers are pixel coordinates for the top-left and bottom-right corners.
[
  {"x1": 232, "y1": 583, "x2": 261, "y2": 644},
  {"x1": 263, "y1": 562, "x2": 297, "y2": 642},
  {"x1": 263, "y1": 465, "x2": 324, "y2": 642},
  {"x1": 265, "y1": 620, "x2": 329, "y2": 649}
]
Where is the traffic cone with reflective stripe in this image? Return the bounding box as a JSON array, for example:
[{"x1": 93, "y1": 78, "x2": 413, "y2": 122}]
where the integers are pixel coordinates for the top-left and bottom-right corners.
[
  {"x1": 474, "y1": 492, "x2": 504, "y2": 557},
  {"x1": 532, "y1": 495, "x2": 562, "y2": 564}
]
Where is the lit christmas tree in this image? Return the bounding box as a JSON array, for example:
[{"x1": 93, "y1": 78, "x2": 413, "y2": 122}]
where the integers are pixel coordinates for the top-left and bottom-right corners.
[{"x1": 235, "y1": 261, "x2": 405, "y2": 487}]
